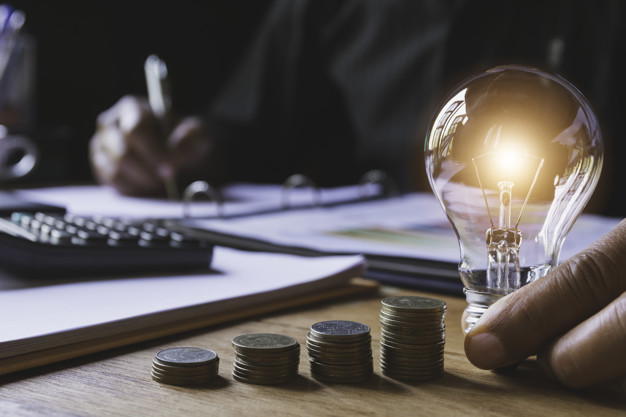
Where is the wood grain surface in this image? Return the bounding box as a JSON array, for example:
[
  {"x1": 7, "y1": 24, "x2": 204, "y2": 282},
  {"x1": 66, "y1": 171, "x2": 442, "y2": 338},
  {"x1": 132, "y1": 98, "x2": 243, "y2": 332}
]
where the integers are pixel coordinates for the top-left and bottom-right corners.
[{"x1": 1, "y1": 287, "x2": 624, "y2": 416}]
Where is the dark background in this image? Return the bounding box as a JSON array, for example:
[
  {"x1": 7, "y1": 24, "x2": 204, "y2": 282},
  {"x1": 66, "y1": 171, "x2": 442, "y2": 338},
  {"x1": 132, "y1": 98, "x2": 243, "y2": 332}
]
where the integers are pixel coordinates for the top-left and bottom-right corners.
[
  {"x1": 5, "y1": 0, "x2": 272, "y2": 182},
  {"x1": 3, "y1": 1, "x2": 624, "y2": 216}
]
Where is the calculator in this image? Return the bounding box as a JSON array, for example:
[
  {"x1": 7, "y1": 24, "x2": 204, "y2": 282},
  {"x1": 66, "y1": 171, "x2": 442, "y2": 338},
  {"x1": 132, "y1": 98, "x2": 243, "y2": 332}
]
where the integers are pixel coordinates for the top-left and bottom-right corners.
[{"x1": 0, "y1": 210, "x2": 214, "y2": 277}]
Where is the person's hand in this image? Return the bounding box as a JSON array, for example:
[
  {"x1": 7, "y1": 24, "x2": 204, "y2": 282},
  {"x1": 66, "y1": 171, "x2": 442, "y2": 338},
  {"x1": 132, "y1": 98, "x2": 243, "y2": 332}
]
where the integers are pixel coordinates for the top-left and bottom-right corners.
[
  {"x1": 90, "y1": 95, "x2": 225, "y2": 196},
  {"x1": 464, "y1": 219, "x2": 626, "y2": 393}
]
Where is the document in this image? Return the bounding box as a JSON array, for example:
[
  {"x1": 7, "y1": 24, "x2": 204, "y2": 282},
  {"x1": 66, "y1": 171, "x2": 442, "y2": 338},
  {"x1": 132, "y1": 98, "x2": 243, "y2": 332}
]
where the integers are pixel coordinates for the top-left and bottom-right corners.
[
  {"x1": 16, "y1": 183, "x2": 621, "y2": 291},
  {"x1": 15, "y1": 183, "x2": 379, "y2": 219},
  {"x1": 179, "y1": 193, "x2": 622, "y2": 287},
  {"x1": 0, "y1": 247, "x2": 365, "y2": 375}
]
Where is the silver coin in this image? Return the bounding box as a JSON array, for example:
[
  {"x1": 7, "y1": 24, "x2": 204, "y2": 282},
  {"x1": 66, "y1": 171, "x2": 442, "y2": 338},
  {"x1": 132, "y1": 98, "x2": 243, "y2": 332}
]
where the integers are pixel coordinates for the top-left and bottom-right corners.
[
  {"x1": 379, "y1": 313, "x2": 445, "y2": 327},
  {"x1": 232, "y1": 333, "x2": 299, "y2": 354},
  {"x1": 232, "y1": 333, "x2": 299, "y2": 351},
  {"x1": 235, "y1": 355, "x2": 300, "y2": 368},
  {"x1": 380, "y1": 325, "x2": 445, "y2": 337},
  {"x1": 151, "y1": 370, "x2": 216, "y2": 386},
  {"x1": 380, "y1": 353, "x2": 444, "y2": 365},
  {"x1": 380, "y1": 308, "x2": 446, "y2": 320},
  {"x1": 152, "y1": 362, "x2": 219, "y2": 377},
  {"x1": 379, "y1": 349, "x2": 445, "y2": 362},
  {"x1": 308, "y1": 349, "x2": 372, "y2": 363},
  {"x1": 381, "y1": 368, "x2": 444, "y2": 381},
  {"x1": 380, "y1": 361, "x2": 444, "y2": 375},
  {"x1": 235, "y1": 347, "x2": 301, "y2": 361},
  {"x1": 309, "y1": 321, "x2": 370, "y2": 340},
  {"x1": 309, "y1": 357, "x2": 373, "y2": 371},
  {"x1": 310, "y1": 364, "x2": 373, "y2": 377},
  {"x1": 310, "y1": 371, "x2": 372, "y2": 384},
  {"x1": 380, "y1": 332, "x2": 445, "y2": 345},
  {"x1": 306, "y1": 332, "x2": 371, "y2": 345},
  {"x1": 155, "y1": 347, "x2": 218, "y2": 367},
  {"x1": 308, "y1": 353, "x2": 373, "y2": 366},
  {"x1": 306, "y1": 333, "x2": 371, "y2": 349},
  {"x1": 151, "y1": 367, "x2": 218, "y2": 381},
  {"x1": 381, "y1": 296, "x2": 446, "y2": 313},
  {"x1": 233, "y1": 360, "x2": 299, "y2": 375},
  {"x1": 232, "y1": 369, "x2": 297, "y2": 385}
]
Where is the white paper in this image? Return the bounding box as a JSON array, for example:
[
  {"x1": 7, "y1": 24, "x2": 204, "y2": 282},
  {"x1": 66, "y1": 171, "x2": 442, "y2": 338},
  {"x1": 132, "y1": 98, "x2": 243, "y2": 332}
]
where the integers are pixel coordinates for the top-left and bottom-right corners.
[
  {"x1": 15, "y1": 183, "x2": 379, "y2": 219},
  {"x1": 186, "y1": 193, "x2": 622, "y2": 264},
  {"x1": 0, "y1": 247, "x2": 364, "y2": 355}
]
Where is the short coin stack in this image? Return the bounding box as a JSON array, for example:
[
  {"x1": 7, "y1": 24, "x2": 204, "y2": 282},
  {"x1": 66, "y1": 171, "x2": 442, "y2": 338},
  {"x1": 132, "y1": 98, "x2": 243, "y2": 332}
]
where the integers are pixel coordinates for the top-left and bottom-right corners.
[
  {"x1": 151, "y1": 347, "x2": 220, "y2": 386},
  {"x1": 306, "y1": 320, "x2": 373, "y2": 383},
  {"x1": 231, "y1": 333, "x2": 300, "y2": 385},
  {"x1": 379, "y1": 295, "x2": 446, "y2": 381}
]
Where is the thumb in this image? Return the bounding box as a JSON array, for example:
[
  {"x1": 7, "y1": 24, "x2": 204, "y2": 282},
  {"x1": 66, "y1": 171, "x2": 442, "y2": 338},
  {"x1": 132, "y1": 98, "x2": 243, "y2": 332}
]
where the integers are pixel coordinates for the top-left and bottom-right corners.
[{"x1": 464, "y1": 219, "x2": 626, "y2": 371}]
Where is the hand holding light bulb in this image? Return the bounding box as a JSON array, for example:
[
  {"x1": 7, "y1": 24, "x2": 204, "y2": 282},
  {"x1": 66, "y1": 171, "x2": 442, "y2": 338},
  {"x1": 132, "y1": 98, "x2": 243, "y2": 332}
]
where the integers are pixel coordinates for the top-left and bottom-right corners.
[
  {"x1": 426, "y1": 65, "x2": 624, "y2": 391},
  {"x1": 465, "y1": 218, "x2": 626, "y2": 392},
  {"x1": 425, "y1": 65, "x2": 603, "y2": 331}
]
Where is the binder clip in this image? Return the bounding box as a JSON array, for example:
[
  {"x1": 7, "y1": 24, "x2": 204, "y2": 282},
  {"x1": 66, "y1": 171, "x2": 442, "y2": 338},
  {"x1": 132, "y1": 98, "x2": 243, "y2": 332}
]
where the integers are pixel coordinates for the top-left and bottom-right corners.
[
  {"x1": 182, "y1": 180, "x2": 223, "y2": 218},
  {"x1": 358, "y1": 170, "x2": 397, "y2": 199},
  {"x1": 281, "y1": 173, "x2": 320, "y2": 209}
]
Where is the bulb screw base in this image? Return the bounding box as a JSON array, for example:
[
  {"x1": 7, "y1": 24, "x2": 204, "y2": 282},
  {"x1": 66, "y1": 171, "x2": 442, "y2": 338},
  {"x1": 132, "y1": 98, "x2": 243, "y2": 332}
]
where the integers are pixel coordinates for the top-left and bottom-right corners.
[{"x1": 462, "y1": 289, "x2": 505, "y2": 333}]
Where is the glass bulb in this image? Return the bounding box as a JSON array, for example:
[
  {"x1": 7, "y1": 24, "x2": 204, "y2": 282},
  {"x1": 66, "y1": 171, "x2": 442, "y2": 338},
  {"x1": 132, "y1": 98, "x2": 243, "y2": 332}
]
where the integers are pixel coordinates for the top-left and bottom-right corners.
[{"x1": 424, "y1": 65, "x2": 603, "y2": 332}]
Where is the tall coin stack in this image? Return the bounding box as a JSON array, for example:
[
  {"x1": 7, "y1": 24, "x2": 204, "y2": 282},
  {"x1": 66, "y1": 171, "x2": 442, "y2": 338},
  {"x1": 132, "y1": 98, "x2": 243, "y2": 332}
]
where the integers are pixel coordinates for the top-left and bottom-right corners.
[
  {"x1": 151, "y1": 347, "x2": 220, "y2": 386},
  {"x1": 379, "y1": 295, "x2": 446, "y2": 381},
  {"x1": 231, "y1": 333, "x2": 300, "y2": 385},
  {"x1": 306, "y1": 320, "x2": 373, "y2": 383}
]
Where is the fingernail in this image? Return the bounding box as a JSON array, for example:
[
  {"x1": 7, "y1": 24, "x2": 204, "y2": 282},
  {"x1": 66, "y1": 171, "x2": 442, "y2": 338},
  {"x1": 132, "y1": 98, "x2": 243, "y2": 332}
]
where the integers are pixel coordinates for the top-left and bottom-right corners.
[{"x1": 464, "y1": 331, "x2": 509, "y2": 369}]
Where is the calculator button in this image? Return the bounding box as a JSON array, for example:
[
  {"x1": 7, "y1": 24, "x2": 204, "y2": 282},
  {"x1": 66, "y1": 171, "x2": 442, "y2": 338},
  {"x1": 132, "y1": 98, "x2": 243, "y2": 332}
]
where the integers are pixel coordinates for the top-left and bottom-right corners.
[
  {"x1": 107, "y1": 231, "x2": 138, "y2": 246},
  {"x1": 50, "y1": 229, "x2": 73, "y2": 245},
  {"x1": 138, "y1": 231, "x2": 170, "y2": 247}
]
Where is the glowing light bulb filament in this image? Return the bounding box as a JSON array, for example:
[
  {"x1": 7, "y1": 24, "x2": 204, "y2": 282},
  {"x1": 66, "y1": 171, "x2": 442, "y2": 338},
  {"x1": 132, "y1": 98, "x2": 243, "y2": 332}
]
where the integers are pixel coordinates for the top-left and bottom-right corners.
[{"x1": 498, "y1": 180, "x2": 514, "y2": 229}]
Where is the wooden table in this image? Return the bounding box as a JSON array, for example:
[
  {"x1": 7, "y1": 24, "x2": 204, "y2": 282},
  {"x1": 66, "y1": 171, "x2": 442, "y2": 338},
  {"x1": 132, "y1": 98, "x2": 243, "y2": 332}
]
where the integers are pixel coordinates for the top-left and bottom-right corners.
[{"x1": 1, "y1": 286, "x2": 624, "y2": 416}]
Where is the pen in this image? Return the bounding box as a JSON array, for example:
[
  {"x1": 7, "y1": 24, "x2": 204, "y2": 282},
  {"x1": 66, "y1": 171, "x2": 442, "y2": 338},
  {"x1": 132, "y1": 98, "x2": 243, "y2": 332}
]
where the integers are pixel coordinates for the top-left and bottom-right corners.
[{"x1": 144, "y1": 54, "x2": 178, "y2": 200}]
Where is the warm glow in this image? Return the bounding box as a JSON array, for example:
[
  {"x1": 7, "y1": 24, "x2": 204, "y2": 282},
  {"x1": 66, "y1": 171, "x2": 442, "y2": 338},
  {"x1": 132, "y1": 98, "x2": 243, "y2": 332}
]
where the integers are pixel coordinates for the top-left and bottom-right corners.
[{"x1": 495, "y1": 149, "x2": 524, "y2": 178}]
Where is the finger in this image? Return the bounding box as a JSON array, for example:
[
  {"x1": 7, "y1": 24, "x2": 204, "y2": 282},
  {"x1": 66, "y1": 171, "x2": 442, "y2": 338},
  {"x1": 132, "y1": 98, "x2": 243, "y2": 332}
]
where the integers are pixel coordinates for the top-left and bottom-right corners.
[
  {"x1": 464, "y1": 219, "x2": 626, "y2": 370},
  {"x1": 167, "y1": 116, "x2": 232, "y2": 185},
  {"x1": 89, "y1": 128, "x2": 127, "y2": 185},
  {"x1": 168, "y1": 117, "x2": 212, "y2": 176},
  {"x1": 537, "y1": 292, "x2": 626, "y2": 389},
  {"x1": 90, "y1": 126, "x2": 163, "y2": 195},
  {"x1": 168, "y1": 117, "x2": 211, "y2": 162},
  {"x1": 117, "y1": 97, "x2": 169, "y2": 176},
  {"x1": 110, "y1": 149, "x2": 164, "y2": 196}
]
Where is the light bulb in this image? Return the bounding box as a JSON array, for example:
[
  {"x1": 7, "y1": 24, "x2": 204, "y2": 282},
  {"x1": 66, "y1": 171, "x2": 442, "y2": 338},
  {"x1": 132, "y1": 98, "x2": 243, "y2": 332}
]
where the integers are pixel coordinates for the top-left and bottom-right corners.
[{"x1": 424, "y1": 65, "x2": 603, "y2": 332}]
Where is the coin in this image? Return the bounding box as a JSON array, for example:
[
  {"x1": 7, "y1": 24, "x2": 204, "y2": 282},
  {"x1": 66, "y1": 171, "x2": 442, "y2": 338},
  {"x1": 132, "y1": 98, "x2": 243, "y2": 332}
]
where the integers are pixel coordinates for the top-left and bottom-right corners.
[
  {"x1": 232, "y1": 333, "x2": 299, "y2": 354},
  {"x1": 380, "y1": 306, "x2": 446, "y2": 321},
  {"x1": 152, "y1": 361, "x2": 219, "y2": 377},
  {"x1": 151, "y1": 371, "x2": 216, "y2": 386},
  {"x1": 232, "y1": 370, "x2": 298, "y2": 385},
  {"x1": 309, "y1": 320, "x2": 371, "y2": 342},
  {"x1": 151, "y1": 347, "x2": 220, "y2": 386},
  {"x1": 231, "y1": 333, "x2": 300, "y2": 385},
  {"x1": 306, "y1": 320, "x2": 373, "y2": 384},
  {"x1": 155, "y1": 347, "x2": 219, "y2": 367},
  {"x1": 381, "y1": 296, "x2": 446, "y2": 313},
  {"x1": 379, "y1": 296, "x2": 446, "y2": 382}
]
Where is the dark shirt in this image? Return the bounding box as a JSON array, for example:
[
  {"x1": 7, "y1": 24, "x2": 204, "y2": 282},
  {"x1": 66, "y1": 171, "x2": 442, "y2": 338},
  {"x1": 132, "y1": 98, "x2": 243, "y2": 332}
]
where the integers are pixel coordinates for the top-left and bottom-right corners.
[{"x1": 207, "y1": 0, "x2": 625, "y2": 216}]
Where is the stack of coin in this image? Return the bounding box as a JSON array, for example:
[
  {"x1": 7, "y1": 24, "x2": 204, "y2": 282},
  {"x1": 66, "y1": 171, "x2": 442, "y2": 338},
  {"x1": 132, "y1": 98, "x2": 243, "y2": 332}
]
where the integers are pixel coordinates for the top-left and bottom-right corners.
[
  {"x1": 306, "y1": 320, "x2": 373, "y2": 383},
  {"x1": 151, "y1": 347, "x2": 219, "y2": 386},
  {"x1": 231, "y1": 333, "x2": 300, "y2": 385},
  {"x1": 379, "y1": 295, "x2": 446, "y2": 381}
]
